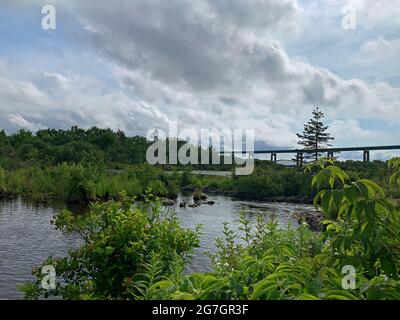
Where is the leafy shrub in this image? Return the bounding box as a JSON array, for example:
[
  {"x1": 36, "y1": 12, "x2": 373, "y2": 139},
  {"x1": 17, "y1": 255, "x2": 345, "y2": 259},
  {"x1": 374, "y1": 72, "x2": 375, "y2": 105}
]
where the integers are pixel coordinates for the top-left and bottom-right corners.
[
  {"x1": 307, "y1": 159, "x2": 400, "y2": 277},
  {"x1": 19, "y1": 194, "x2": 200, "y2": 299}
]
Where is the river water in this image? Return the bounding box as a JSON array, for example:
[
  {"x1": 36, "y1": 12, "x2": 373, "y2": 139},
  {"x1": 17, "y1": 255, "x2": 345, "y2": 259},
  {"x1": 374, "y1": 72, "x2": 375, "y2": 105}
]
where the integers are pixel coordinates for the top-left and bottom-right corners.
[{"x1": 0, "y1": 196, "x2": 313, "y2": 299}]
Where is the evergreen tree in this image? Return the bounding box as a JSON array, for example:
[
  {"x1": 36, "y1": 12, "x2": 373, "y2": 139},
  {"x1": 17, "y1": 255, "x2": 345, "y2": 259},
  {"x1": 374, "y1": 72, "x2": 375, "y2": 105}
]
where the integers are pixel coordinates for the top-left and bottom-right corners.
[{"x1": 297, "y1": 107, "x2": 334, "y2": 161}]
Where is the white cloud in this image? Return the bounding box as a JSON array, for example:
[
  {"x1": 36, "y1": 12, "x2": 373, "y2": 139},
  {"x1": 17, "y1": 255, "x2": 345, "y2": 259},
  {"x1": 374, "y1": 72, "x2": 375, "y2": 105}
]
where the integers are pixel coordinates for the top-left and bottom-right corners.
[
  {"x1": 330, "y1": 119, "x2": 377, "y2": 140},
  {"x1": 8, "y1": 114, "x2": 45, "y2": 131},
  {"x1": 346, "y1": 0, "x2": 400, "y2": 30},
  {"x1": 359, "y1": 36, "x2": 400, "y2": 64}
]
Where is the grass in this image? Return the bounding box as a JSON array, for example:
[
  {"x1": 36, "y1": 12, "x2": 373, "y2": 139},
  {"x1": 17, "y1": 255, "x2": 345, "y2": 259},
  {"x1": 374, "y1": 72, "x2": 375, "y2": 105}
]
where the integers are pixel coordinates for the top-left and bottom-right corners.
[{"x1": 0, "y1": 164, "x2": 172, "y2": 203}]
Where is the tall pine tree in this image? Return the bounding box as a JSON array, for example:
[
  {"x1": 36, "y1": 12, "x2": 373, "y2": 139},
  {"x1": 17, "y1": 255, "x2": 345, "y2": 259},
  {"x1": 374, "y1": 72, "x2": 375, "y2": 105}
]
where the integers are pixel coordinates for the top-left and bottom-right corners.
[{"x1": 297, "y1": 107, "x2": 334, "y2": 161}]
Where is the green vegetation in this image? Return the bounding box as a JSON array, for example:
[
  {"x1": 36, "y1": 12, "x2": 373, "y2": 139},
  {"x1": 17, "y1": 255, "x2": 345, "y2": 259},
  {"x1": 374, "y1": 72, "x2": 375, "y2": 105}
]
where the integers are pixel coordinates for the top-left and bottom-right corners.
[
  {"x1": 177, "y1": 160, "x2": 399, "y2": 201},
  {"x1": 0, "y1": 160, "x2": 313, "y2": 203},
  {"x1": 1, "y1": 157, "x2": 398, "y2": 204},
  {"x1": 0, "y1": 126, "x2": 231, "y2": 171},
  {"x1": 0, "y1": 126, "x2": 398, "y2": 204},
  {"x1": 19, "y1": 193, "x2": 200, "y2": 299},
  {"x1": 183, "y1": 164, "x2": 313, "y2": 200},
  {"x1": 0, "y1": 164, "x2": 179, "y2": 203},
  {"x1": 0, "y1": 127, "x2": 149, "y2": 169},
  {"x1": 20, "y1": 158, "x2": 400, "y2": 300}
]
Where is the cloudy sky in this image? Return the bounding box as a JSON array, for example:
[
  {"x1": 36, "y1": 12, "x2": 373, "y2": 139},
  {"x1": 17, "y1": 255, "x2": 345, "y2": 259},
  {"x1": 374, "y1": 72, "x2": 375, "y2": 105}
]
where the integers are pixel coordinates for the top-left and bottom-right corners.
[{"x1": 1, "y1": 0, "x2": 399, "y2": 158}]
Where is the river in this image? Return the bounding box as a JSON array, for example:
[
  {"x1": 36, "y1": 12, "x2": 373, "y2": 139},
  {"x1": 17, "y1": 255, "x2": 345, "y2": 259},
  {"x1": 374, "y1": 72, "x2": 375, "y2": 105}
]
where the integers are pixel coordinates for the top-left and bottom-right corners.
[{"x1": 0, "y1": 195, "x2": 313, "y2": 299}]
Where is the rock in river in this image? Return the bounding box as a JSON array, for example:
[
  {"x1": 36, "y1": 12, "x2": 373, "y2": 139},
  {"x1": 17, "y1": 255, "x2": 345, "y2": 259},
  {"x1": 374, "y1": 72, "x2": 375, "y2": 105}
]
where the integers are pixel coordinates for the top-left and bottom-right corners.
[
  {"x1": 161, "y1": 198, "x2": 176, "y2": 206},
  {"x1": 295, "y1": 211, "x2": 324, "y2": 231}
]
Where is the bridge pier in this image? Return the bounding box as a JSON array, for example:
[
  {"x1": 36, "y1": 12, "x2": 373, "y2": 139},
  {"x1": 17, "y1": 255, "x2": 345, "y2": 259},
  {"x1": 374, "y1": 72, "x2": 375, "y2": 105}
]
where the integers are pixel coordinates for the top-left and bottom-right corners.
[
  {"x1": 296, "y1": 152, "x2": 304, "y2": 167},
  {"x1": 363, "y1": 150, "x2": 370, "y2": 162},
  {"x1": 271, "y1": 153, "x2": 277, "y2": 163},
  {"x1": 327, "y1": 151, "x2": 334, "y2": 159}
]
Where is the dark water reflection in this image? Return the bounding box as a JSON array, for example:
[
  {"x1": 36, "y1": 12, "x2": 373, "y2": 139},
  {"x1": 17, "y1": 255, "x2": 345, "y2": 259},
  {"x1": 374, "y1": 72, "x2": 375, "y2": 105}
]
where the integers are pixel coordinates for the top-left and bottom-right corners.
[
  {"x1": 0, "y1": 199, "x2": 83, "y2": 300},
  {"x1": 0, "y1": 196, "x2": 312, "y2": 299}
]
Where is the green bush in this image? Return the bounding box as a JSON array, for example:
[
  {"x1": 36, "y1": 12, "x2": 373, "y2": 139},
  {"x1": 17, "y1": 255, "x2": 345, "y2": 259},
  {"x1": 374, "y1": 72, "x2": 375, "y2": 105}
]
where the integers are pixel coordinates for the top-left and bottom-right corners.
[{"x1": 19, "y1": 194, "x2": 200, "y2": 299}]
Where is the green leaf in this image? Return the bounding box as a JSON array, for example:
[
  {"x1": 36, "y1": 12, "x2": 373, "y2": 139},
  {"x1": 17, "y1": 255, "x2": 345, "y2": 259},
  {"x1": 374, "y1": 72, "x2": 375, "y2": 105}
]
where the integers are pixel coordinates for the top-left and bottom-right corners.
[
  {"x1": 365, "y1": 200, "x2": 375, "y2": 225},
  {"x1": 251, "y1": 279, "x2": 278, "y2": 300},
  {"x1": 332, "y1": 190, "x2": 344, "y2": 210},
  {"x1": 314, "y1": 190, "x2": 325, "y2": 209},
  {"x1": 297, "y1": 293, "x2": 320, "y2": 300},
  {"x1": 321, "y1": 190, "x2": 332, "y2": 215},
  {"x1": 389, "y1": 171, "x2": 400, "y2": 189},
  {"x1": 324, "y1": 290, "x2": 359, "y2": 300},
  {"x1": 344, "y1": 185, "x2": 357, "y2": 203},
  {"x1": 359, "y1": 179, "x2": 385, "y2": 197}
]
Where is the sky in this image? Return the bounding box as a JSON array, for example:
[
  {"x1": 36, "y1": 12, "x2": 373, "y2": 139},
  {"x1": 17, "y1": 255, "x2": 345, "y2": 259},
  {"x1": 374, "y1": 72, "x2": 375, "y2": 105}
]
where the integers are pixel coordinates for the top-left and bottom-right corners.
[{"x1": 0, "y1": 0, "x2": 399, "y2": 160}]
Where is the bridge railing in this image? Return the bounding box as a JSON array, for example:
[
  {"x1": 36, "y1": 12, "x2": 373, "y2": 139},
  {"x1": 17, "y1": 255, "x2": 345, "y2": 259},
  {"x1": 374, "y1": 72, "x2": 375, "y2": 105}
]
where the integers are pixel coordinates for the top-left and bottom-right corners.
[{"x1": 221, "y1": 145, "x2": 400, "y2": 166}]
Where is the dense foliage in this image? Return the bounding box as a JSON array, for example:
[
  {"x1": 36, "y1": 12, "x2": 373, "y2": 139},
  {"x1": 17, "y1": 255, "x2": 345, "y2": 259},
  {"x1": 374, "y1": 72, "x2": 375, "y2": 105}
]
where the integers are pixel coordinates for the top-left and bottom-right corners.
[
  {"x1": 179, "y1": 160, "x2": 399, "y2": 201},
  {"x1": 0, "y1": 164, "x2": 178, "y2": 203},
  {"x1": 0, "y1": 127, "x2": 150, "y2": 169},
  {"x1": 186, "y1": 165, "x2": 313, "y2": 200},
  {"x1": 0, "y1": 162, "x2": 311, "y2": 203},
  {"x1": 0, "y1": 159, "x2": 398, "y2": 205},
  {"x1": 1, "y1": 126, "x2": 397, "y2": 203},
  {"x1": 20, "y1": 158, "x2": 400, "y2": 300},
  {"x1": 19, "y1": 194, "x2": 200, "y2": 299},
  {"x1": 0, "y1": 127, "x2": 231, "y2": 170}
]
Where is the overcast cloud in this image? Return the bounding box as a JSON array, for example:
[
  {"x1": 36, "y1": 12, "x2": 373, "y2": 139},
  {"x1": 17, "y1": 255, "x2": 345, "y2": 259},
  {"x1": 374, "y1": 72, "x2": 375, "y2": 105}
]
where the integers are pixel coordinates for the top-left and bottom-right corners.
[{"x1": 0, "y1": 0, "x2": 399, "y2": 158}]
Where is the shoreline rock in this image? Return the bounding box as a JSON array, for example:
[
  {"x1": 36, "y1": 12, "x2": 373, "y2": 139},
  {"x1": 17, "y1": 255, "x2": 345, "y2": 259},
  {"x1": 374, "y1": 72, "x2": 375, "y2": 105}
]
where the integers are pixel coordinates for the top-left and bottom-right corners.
[
  {"x1": 161, "y1": 198, "x2": 176, "y2": 206},
  {"x1": 295, "y1": 211, "x2": 324, "y2": 231}
]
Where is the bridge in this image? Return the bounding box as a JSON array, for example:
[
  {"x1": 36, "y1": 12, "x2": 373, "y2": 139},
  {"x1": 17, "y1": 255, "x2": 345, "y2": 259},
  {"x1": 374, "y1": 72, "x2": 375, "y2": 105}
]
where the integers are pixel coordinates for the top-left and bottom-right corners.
[{"x1": 223, "y1": 145, "x2": 400, "y2": 166}]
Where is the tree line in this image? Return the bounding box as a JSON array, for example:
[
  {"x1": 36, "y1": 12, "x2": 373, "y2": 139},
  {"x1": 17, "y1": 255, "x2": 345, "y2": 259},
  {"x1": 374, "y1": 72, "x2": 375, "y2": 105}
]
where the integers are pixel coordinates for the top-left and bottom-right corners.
[{"x1": 0, "y1": 126, "x2": 150, "y2": 169}]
